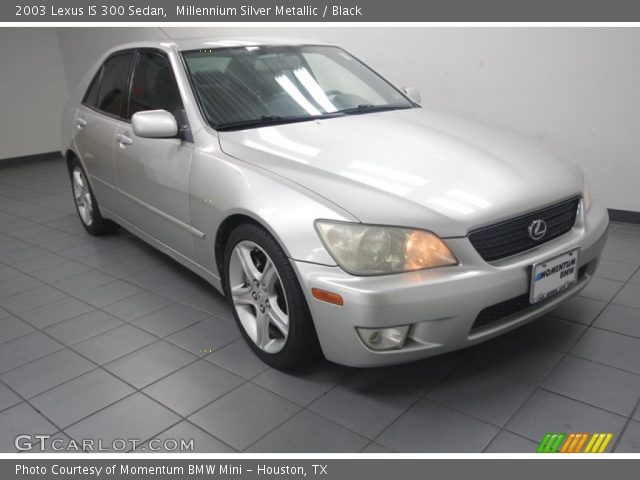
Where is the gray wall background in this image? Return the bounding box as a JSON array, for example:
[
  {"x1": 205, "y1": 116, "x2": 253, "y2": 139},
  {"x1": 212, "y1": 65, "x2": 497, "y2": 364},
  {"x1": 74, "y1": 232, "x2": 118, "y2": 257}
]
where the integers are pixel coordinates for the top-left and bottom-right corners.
[
  {"x1": 0, "y1": 28, "x2": 68, "y2": 160},
  {"x1": 1, "y1": 27, "x2": 638, "y2": 212}
]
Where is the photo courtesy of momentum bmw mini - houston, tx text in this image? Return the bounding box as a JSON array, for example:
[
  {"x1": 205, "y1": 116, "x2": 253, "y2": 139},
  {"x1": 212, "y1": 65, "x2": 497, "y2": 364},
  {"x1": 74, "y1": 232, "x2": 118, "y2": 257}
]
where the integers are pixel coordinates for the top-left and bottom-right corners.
[{"x1": 63, "y1": 37, "x2": 609, "y2": 370}]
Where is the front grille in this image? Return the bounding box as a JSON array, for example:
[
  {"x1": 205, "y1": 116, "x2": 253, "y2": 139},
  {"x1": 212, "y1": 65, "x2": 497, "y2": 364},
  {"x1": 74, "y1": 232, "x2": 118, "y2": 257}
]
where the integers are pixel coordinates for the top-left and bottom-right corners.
[
  {"x1": 469, "y1": 197, "x2": 581, "y2": 262},
  {"x1": 471, "y1": 264, "x2": 587, "y2": 331}
]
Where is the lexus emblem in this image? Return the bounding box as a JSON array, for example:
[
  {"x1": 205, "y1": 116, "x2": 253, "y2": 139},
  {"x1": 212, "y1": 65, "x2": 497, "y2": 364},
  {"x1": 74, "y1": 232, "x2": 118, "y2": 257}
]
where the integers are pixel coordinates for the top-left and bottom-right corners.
[{"x1": 528, "y1": 219, "x2": 547, "y2": 241}]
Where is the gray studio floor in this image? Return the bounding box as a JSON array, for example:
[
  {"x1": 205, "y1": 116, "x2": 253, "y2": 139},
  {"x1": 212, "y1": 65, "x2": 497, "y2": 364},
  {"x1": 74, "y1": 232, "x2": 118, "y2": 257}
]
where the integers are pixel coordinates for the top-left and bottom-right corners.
[{"x1": 1, "y1": 156, "x2": 640, "y2": 453}]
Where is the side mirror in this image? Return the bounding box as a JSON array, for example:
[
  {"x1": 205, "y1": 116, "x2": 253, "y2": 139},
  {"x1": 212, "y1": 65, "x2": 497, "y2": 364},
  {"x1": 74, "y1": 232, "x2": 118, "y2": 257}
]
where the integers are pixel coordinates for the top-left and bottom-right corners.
[
  {"x1": 402, "y1": 86, "x2": 422, "y2": 105},
  {"x1": 132, "y1": 110, "x2": 178, "y2": 138}
]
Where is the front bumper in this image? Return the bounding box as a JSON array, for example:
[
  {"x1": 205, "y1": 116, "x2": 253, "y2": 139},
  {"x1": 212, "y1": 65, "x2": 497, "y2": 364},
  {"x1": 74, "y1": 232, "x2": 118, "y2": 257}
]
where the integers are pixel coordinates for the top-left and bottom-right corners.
[{"x1": 292, "y1": 201, "x2": 609, "y2": 367}]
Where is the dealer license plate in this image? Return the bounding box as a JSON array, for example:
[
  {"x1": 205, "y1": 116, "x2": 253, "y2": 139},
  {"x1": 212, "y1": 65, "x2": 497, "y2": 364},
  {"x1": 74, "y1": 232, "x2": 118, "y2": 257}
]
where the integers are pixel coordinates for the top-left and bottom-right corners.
[{"x1": 530, "y1": 249, "x2": 579, "y2": 304}]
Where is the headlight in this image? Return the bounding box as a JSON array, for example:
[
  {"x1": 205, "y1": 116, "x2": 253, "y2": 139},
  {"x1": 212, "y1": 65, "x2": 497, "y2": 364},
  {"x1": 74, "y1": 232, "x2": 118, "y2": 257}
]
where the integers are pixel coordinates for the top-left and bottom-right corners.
[
  {"x1": 315, "y1": 221, "x2": 458, "y2": 275},
  {"x1": 582, "y1": 181, "x2": 592, "y2": 212}
]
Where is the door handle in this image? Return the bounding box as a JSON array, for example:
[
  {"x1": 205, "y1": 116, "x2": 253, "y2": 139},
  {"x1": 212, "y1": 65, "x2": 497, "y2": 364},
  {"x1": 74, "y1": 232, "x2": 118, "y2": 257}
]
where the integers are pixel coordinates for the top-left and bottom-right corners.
[
  {"x1": 115, "y1": 133, "x2": 133, "y2": 146},
  {"x1": 76, "y1": 117, "x2": 87, "y2": 129}
]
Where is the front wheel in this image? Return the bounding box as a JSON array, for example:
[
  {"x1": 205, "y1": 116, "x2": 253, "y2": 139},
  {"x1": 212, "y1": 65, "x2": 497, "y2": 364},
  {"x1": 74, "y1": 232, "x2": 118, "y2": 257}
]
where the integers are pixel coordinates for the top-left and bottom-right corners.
[{"x1": 222, "y1": 223, "x2": 321, "y2": 369}]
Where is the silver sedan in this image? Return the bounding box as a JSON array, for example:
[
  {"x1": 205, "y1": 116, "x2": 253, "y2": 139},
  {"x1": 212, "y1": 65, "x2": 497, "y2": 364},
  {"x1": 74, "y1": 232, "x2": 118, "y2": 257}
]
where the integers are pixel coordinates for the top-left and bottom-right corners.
[{"x1": 62, "y1": 38, "x2": 609, "y2": 368}]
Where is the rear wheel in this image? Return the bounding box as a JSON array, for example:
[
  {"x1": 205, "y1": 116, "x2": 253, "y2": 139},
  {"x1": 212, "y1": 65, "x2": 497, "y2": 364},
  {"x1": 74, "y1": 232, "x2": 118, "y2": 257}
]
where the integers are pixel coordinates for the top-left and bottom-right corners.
[
  {"x1": 223, "y1": 223, "x2": 321, "y2": 369},
  {"x1": 68, "y1": 158, "x2": 118, "y2": 236}
]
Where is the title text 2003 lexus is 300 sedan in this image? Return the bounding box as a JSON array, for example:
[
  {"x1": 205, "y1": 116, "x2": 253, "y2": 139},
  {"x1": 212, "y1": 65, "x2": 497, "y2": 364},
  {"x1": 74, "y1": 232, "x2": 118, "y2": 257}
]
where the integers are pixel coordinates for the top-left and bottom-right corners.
[{"x1": 62, "y1": 38, "x2": 609, "y2": 368}]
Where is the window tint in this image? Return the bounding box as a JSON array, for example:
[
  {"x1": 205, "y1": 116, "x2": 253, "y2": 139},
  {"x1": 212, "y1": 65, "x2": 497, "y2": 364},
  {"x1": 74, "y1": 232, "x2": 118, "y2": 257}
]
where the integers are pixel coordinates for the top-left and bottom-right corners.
[
  {"x1": 129, "y1": 51, "x2": 183, "y2": 118},
  {"x1": 183, "y1": 46, "x2": 411, "y2": 128},
  {"x1": 302, "y1": 53, "x2": 386, "y2": 106},
  {"x1": 95, "y1": 53, "x2": 132, "y2": 116},
  {"x1": 83, "y1": 68, "x2": 102, "y2": 107}
]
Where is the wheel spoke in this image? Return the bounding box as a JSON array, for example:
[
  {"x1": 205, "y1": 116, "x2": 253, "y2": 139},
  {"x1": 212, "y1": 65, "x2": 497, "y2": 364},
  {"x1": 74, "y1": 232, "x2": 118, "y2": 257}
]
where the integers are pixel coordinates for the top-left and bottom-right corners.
[
  {"x1": 267, "y1": 307, "x2": 289, "y2": 337},
  {"x1": 255, "y1": 311, "x2": 271, "y2": 349},
  {"x1": 236, "y1": 246, "x2": 261, "y2": 282},
  {"x1": 261, "y1": 258, "x2": 276, "y2": 286},
  {"x1": 81, "y1": 206, "x2": 90, "y2": 224},
  {"x1": 231, "y1": 284, "x2": 255, "y2": 306},
  {"x1": 73, "y1": 169, "x2": 84, "y2": 189},
  {"x1": 72, "y1": 174, "x2": 83, "y2": 199}
]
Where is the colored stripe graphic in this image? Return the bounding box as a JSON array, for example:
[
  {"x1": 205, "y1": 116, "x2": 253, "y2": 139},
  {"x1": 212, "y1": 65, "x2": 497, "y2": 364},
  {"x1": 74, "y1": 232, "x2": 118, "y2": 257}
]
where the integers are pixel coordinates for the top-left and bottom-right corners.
[
  {"x1": 562, "y1": 433, "x2": 586, "y2": 453},
  {"x1": 584, "y1": 433, "x2": 598, "y2": 452},
  {"x1": 560, "y1": 433, "x2": 576, "y2": 453},
  {"x1": 537, "y1": 433, "x2": 552, "y2": 453},
  {"x1": 597, "y1": 433, "x2": 613, "y2": 453},
  {"x1": 537, "y1": 433, "x2": 565, "y2": 453},
  {"x1": 538, "y1": 433, "x2": 613, "y2": 453},
  {"x1": 590, "y1": 433, "x2": 606, "y2": 453},
  {"x1": 584, "y1": 433, "x2": 613, "y2": 453},
  {"x1": 549, "y1": 433, "x2": 565, "y2": 453},
  {"x1": 573, "y1": 433, "x2": 589, "y2": 453}
]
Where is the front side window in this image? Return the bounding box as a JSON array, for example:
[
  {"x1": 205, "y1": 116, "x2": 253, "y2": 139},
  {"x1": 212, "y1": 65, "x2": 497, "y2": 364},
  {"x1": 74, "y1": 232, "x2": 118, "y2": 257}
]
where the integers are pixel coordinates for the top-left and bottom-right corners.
[
  {"x1": 93, "y1": 53, "x2": 133, "y2": 116},
  {"x1": 182, "y1": 45, "x2": 414, "y2": 130},
  {"x1": 129, "y1": 51, "x2": 184, "y2": 119}
]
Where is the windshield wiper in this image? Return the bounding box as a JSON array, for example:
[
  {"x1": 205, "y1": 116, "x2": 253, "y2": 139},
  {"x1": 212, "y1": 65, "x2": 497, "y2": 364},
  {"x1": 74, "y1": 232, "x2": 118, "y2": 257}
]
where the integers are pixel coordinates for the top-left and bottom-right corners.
[
  {"x1": 215, "y1": 105, "x2": 413, "y2": 130},
  {"x1": 216, "y1": 115, "x2": 284, "y2": 131},
  {"x1": 216, "y1": 113, "x2": 342, "y2": 132},
  {"x1": 336, "y1": 104, "x2": 413, "y2": 115}
]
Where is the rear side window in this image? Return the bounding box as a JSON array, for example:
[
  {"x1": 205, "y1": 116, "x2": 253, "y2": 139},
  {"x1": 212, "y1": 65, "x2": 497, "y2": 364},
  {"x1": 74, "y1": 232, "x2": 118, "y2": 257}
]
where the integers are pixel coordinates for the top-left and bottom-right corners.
[
  {"x1": 83, "y1": 68, "x2": 102, "y2": 107},
  {"x1": 129, "y1": 51, "x2": 183, "y2": 118},
  {"x1": 90, "y1": 53, "x2": 133, "y2": 117}
]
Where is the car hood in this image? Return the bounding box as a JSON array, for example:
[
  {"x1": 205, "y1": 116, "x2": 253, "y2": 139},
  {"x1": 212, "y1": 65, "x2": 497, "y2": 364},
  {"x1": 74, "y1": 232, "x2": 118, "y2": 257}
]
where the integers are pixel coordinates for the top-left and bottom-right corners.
[{"x1": 218, "y1": 108, "x2": 583, "y2": 237}]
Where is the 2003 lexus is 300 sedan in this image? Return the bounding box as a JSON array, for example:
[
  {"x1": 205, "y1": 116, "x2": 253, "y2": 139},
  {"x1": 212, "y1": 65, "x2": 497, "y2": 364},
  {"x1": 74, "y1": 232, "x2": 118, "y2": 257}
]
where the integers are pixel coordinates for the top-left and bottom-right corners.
[{"x1": 62, "y1": 38, "x2": 609, "y2": 368}]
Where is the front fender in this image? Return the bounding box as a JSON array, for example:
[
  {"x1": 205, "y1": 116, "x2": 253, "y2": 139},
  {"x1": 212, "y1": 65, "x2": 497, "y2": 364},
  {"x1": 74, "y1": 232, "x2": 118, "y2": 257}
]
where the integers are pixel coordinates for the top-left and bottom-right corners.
[{"x1": 189, "y1": 139, "x2": 356, "y2": 278}]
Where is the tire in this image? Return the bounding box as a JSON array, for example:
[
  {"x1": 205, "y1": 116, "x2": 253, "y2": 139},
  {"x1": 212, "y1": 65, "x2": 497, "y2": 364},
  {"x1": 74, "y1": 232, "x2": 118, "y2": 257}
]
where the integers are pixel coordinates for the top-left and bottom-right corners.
[
  {"x1": 222, "y1": 223, "x2": 321, "y2": 369},
  {"x1": 68, "y1": 158, "x2": 118, "y2": 236}
]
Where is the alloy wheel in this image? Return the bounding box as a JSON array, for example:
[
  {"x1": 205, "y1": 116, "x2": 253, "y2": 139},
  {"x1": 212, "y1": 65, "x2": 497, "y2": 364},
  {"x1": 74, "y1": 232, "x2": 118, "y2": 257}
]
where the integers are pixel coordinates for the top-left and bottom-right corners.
[
  {"x1": 72, "y1": 167, "x2": 93, "y2": 226},
  {"x1": 228, "y1": 240, "x2": 290, "y2": 353}
]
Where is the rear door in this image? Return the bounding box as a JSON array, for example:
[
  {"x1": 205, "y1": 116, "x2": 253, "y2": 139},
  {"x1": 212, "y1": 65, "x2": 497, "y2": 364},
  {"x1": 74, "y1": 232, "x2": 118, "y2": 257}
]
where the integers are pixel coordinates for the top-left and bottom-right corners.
[
  {"x1": 113, "y1": 49, "x2": 196, "y2": 259},
  {"x1": 73, "y1": 51, "x2": 134, "y2": 210}
]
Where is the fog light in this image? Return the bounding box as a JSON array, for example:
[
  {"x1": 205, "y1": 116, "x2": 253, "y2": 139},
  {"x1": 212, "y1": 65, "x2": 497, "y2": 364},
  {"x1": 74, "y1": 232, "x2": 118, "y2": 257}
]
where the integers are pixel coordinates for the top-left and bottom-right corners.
[{"x1": 357, "y1": 326, "x2": 410, "y2": 351}]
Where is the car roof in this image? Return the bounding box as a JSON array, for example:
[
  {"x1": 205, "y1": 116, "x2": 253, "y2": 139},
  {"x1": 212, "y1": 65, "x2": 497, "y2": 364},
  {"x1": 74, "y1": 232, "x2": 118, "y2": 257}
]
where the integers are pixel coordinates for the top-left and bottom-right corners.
[
  {"x1": 108, "y1": 36, "x2": 332, "y2": 53},
  {"x1": 79, "y1": 36, "x2": 335, "y2": 101}
]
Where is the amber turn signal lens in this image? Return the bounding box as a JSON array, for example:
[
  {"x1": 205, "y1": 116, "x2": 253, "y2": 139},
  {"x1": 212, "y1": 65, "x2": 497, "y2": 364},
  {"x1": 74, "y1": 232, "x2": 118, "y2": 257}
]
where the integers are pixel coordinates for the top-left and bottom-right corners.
[
  {"x1": 404, "y1": 230, "x2": 457, "y2": 270},
  {"x1": 311, "y1": 288, "x2": 344, "y2": 306}
]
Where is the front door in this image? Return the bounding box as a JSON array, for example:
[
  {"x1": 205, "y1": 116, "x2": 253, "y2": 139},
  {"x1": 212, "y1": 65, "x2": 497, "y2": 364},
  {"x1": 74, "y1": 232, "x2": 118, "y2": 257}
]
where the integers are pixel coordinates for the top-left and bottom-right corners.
[{"x1": 113, "y1": 50, "x2": 196, "y2": 259}]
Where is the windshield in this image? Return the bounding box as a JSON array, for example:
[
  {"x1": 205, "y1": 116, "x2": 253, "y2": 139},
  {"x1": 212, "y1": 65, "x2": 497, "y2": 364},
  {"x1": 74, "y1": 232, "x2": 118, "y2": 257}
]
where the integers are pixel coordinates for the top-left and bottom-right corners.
[{"x1": 182, "y1": 45, "x2": 415, "y2": 130}]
